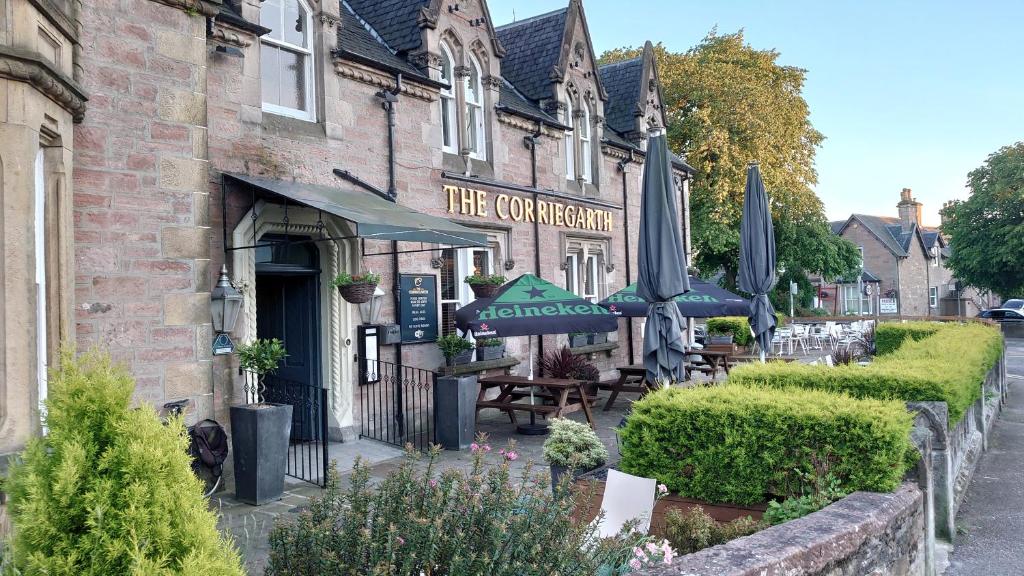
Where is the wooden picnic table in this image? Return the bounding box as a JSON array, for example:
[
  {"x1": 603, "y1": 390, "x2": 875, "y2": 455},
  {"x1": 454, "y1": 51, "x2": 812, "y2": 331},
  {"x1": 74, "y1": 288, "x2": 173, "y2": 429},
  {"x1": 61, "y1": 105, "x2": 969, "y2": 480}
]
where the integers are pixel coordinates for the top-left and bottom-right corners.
[
  {"x1": 476, "y1": 375, "x2": 596, "y2": 430},
  {"x1": 599, "y1": 364, "x2": 653, "y2": 411},
  {"x1": 688, "y1": 349, "x2": 732, "y2": 378}
]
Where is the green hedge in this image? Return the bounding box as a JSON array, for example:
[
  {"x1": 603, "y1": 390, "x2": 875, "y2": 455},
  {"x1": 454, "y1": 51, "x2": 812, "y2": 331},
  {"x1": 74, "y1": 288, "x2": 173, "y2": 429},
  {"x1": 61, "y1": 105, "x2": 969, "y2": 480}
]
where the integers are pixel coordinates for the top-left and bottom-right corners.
[
  {"x1": 875, "y1": 322, "x2": 942, "y2": 355},
  {"x1": 730, "y1": 323, "x2": 1003, "y2": 424},
  {"x1": 706, "y1": 313, "x2": 785, "y2": 347},
  {"x1": 618, "y1": 385, "x2": 914, "y2": 505}
]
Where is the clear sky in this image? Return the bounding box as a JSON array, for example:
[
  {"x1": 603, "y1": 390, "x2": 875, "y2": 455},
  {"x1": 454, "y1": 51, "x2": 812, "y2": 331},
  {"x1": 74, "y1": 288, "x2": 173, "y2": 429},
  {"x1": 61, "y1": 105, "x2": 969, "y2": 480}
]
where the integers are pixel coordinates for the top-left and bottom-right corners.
[{"x1": 488, "y1": 1, "x2": 1024, "y2": 227}]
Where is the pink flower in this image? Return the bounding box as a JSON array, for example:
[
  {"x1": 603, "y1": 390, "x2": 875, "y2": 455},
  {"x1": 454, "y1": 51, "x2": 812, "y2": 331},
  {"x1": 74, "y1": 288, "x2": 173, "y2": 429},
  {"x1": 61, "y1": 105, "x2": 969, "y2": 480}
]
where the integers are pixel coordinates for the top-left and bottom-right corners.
[
  {"x1": 395, "y1": 536, "x2": 405, "y2": 546},
  {"x1": 505, "y1": 450, "x2": 519, "y2": 461},
  {"x1": 429, "y1": 479, "x2": 438, "y2": 488},
  {"x1": 484, "y1": 444, "x2": 492, "y2": 452},
  {"x1": 499, "y1": 448, "x2": 506, "y2": 455},
  {"x1": 646, "y1": 542, "x2": 659, "y2": 553},
  {"x1": 470, "y1": 443, "x2": 480, "y2": 452},
  {"x1": 629, "y1": 558, "x2": 642, "y2": 571},
  {"x1": 661, "y1": 541, "x2": 676, "y2": 564},
  {"x1": 633, "y1": 547, "x2": 646, "y2": 559},
  {"x1": 657, "y1": 484, "x2": 669, "y2": 496}
]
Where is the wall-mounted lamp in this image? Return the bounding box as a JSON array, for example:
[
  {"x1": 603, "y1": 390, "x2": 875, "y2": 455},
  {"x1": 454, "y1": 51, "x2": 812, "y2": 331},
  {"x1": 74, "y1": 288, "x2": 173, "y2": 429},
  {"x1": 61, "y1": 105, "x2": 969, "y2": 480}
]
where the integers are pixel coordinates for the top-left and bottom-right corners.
[
  {"x1": 358, "y1": 286, "x2": 386, "y2": 325},
  {"x1": 210, "y1": 265, "x2": 243, "y2": 334}
]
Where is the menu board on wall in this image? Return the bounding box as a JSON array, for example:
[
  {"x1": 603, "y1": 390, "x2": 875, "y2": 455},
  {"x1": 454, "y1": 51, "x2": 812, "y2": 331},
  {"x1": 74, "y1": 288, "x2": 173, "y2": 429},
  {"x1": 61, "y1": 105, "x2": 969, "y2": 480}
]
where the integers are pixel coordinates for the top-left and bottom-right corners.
[{"x1": 399, "y1": 274, "x2": 438, "y2": 344}]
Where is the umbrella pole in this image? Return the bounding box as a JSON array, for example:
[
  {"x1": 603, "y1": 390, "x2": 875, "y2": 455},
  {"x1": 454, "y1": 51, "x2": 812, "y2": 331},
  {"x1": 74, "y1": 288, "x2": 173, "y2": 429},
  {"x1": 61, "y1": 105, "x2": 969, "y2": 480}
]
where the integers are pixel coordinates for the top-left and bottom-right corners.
[{"x1": 518, "y1": 335, "x2": 548, "y2": 436}]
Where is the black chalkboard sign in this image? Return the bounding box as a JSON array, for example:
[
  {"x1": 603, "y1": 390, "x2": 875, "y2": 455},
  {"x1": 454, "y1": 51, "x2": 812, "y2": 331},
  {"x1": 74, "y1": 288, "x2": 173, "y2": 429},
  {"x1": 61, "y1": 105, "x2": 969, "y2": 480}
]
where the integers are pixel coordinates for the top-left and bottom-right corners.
[{"x1": 399, "y1": 274, "x2": 438, "y2": 344}]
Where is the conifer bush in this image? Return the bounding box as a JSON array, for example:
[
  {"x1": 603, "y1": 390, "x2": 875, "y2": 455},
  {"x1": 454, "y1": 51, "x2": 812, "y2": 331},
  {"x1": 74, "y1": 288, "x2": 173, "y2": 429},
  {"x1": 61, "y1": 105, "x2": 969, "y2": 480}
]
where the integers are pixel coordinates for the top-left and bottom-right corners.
[{"x1": 4, "y1": 349, "x2": 243, "y2": 576}]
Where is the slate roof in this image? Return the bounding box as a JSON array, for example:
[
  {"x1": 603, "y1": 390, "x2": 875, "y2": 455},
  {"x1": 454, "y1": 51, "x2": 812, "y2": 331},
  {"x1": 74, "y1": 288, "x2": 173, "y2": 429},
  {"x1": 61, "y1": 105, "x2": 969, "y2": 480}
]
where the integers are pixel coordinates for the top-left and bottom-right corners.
[
  {"x1": 495, "y1": 8, "x2": 568, "y2": 102},
  {"x1": 836, "y1": 214, "x2": 940, "y2": 258},
  {"x1": 337, "y1": 2, "x2": 431, "y2": 82},
  {"x1": 344, "y1": 0, "x2": 430, "y2": 56},
  {"x1": 598, "y1": 56, "x2": 643, "y2": 135},
  {"x1": 829, "y1": 220, "x2": 846, "y2": 235},
  {"x1": 496, "y1": 80, "x2": 563, "y2": 126}
]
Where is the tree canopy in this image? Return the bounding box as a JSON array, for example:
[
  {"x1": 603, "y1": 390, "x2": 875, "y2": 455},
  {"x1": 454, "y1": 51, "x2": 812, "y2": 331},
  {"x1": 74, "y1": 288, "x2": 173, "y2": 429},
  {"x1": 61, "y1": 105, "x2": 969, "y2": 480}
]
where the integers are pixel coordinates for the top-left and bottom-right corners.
[
  {"x1": 940, "y1": 143, "x2": 1024, "y2": 297},
  {"x1": 600, "y1": 31, "x2": 859, "y2": 291}
]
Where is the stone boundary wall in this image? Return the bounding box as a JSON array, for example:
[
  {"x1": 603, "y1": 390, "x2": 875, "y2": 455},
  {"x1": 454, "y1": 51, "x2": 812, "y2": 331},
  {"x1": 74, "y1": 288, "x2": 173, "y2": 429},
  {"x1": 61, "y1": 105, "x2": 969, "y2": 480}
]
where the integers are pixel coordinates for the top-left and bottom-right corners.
[
  {"x1": 641, "y1": 348, "x2": 1008, "y2": 576},
  {"x1": 638, "y1": 483, "x2": 925, "y2": 576}
]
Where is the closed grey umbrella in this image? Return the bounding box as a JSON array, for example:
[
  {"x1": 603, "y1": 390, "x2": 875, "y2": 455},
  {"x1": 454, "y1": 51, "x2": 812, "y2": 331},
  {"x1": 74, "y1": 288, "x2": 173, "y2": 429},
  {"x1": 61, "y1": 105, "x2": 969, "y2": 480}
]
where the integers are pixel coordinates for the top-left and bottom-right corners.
[
  {"x1": 636, "y1": 130, "x2": 691, "y2": 384},
  {"x1": 738, "y1": 163, "x2": 777, "y2": 362}
]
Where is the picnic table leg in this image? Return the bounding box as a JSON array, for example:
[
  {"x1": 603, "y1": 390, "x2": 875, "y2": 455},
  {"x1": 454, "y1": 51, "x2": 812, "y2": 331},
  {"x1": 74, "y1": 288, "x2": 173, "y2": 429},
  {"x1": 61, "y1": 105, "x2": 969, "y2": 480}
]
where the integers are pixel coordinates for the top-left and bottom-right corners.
[
  {"x1": 603, "y1": 372, "x2": 628, "y2": 411},
  {"x1": 577, "y1": 383, "x2": 597, "y2": 430}
]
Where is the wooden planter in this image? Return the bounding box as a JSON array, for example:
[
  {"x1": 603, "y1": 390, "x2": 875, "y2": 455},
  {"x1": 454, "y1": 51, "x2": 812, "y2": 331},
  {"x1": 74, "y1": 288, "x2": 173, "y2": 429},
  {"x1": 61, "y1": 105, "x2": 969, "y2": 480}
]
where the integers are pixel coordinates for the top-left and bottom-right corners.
[
  {"x1": 337, "y1": 281, "x2": 378, "y2": 304},
  {"x1": 469, "y1": 283, "x2": 500, "y2": 298},
  {"x1": 572, "y1": 477, "x2": 767, "y2": 537}
]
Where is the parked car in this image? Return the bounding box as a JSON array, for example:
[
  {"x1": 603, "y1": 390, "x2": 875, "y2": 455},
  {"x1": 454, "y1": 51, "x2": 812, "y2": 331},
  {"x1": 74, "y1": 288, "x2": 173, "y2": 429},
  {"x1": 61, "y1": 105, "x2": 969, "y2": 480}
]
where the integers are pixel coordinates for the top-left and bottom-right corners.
[
  {"x1": 999, "y1": 299, "x2": 1023, "y2": 310},
  {"x1": 978, "y1": 308, "x2": 1024, "y2": 322}
]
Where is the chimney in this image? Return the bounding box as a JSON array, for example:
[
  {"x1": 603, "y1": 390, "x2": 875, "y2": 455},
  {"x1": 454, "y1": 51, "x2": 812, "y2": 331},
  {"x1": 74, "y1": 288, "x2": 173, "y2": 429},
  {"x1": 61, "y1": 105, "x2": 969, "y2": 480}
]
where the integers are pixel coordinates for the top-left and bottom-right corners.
[{"x1": 897, "y1": 187, "x2": 921, "y2": 232}]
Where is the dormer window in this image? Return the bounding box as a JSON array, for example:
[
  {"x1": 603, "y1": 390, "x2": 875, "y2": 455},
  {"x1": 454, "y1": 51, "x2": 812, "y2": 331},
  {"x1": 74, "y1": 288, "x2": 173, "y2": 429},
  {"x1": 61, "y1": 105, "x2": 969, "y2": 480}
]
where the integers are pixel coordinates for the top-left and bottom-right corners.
[
  {"x1": 580, "y1": 101, "x2": 592, "y2": 183},
  {"x1": 465, "y1": 55, "x2": 486, "y2": 159},
  {"x1": 564, "y1": 98, "x2": 575, "y2": 180},
  {"x1": 439, "y1": 43, "x2": 457, "y2": 154},
  {"x1": 260, "y1": 0, "x2": 315, "y2": 121}
]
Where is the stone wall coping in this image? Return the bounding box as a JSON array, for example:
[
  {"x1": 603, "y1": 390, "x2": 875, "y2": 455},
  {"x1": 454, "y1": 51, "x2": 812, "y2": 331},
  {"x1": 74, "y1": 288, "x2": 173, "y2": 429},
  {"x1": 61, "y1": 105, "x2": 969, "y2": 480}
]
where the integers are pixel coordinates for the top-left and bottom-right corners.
[{"x1": 637, "y1": 483, "x2": 923, "y2": 576}]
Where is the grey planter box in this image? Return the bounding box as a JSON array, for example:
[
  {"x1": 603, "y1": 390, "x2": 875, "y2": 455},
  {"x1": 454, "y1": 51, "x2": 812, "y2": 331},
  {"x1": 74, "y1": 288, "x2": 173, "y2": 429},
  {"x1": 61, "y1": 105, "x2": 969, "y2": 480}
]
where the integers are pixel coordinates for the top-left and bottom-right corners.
[
  {"x1": 230, "y1": 403, "x2": 293, "y2": 506},
  {"x1": 590, "y1": 333, "x2": 608, "y2": 345},
  {"x1": 477, "y1": 344, "x2": 505, "y2": 360},
  {"x1": 570, "y1": 334, "x2": 589, "y2": 348},
  {"x1": 433, "y1": 375, "x2": 478, "y2": 450},
  {"x1": 708, "y1": 335, "x2": 734, "y2": 345},
  {"x1": 449, "y1": 348, "x2": 475, "y2": 366}
]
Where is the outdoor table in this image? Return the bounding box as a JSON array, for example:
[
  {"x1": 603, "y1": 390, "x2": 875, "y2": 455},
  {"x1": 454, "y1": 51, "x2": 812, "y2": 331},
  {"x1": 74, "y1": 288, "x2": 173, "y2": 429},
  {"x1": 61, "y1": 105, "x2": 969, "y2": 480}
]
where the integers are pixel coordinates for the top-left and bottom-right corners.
[
  {"x1": 476, "y1": 375, "x2": 596, "y2": 430},
  {"x1": 688, "y1": 349, "x2": 732, "y2": 378},
  {"x1": 599, "y1": 364, "x2": 653, "y2": 411}
]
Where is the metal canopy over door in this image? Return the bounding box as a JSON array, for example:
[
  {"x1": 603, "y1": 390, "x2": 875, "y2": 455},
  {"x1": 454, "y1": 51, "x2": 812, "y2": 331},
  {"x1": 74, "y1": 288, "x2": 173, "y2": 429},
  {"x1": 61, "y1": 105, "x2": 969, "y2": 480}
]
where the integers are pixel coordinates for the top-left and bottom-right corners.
[{"x1": 255, "y1": 236, "x2": 329, "y2": 486}]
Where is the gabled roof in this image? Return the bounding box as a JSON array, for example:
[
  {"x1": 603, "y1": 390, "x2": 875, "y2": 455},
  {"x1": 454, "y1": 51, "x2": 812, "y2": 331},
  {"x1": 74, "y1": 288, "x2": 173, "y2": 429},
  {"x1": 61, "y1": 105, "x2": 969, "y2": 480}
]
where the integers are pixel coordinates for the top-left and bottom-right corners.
[
  {"x1": 336, "y1": 2, "x2": 432, "y2": 82},
  {"x1": 834, "y1": 214, "x2": 936, "y2": 258},
  {"x1": 496, "y1": 80, "x2": 563, "y2": 127},
  {"x1": 598, "y1": 56, "x2": 643, "y2": 135},
  {"x1": 495, "y1": 8, "x2": 568, "y2": 102},
  {"x1": 344, "y1": 0, "x2": 431, "y2": 55}
]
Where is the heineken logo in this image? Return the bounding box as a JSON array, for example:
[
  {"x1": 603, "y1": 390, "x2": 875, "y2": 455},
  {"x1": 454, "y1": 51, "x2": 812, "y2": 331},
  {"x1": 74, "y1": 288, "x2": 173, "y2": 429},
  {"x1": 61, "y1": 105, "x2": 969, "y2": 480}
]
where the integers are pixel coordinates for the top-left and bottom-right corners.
[
  {"x1": 605, "y1": 291, "x2": 721, "y2": 304},
  {"x1": 477, "y1": 302, "x2": 608, "y2": 320}
]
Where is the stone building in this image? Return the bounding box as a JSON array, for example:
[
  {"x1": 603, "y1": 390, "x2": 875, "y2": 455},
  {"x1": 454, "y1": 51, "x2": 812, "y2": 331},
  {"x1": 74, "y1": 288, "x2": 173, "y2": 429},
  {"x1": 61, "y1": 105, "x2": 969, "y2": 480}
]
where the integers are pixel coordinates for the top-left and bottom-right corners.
[
  {"x1": 818, "y1": 188, "x2": 989, "y2": 317},
  {"x1": 0, "y1": 0, "x2": 694, "y2": 478}
]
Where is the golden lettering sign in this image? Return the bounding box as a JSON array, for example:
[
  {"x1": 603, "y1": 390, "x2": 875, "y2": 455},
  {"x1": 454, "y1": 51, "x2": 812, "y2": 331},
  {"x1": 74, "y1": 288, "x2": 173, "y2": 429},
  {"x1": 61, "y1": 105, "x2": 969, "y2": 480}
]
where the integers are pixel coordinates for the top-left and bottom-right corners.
[{"x1": 444, "y1": 185, "x2": 613, "y2": 232}]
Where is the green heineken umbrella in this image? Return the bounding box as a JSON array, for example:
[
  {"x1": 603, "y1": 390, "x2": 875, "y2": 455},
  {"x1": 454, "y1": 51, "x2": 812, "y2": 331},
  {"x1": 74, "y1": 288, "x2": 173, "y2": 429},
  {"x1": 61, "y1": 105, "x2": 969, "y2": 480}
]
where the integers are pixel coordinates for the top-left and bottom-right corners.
[{"x1": 599, "y1": 278, "x2": 750, "y2": 318}]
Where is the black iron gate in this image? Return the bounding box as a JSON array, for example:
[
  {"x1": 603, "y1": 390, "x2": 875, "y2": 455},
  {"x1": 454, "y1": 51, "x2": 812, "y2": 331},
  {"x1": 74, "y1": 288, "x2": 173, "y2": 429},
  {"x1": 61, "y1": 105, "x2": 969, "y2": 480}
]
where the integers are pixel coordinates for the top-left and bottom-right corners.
[
  {"x1": 257, "y1": 373, "x2": 330, "y2": 486},
  {"x1": 358, "y1": 360, "x2": 436, "y2": 451}
]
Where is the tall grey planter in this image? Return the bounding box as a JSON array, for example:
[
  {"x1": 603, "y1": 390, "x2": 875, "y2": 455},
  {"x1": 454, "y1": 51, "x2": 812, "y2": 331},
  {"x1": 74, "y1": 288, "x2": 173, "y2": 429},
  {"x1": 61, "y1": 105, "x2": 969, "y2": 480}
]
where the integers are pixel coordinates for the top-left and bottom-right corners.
[
  {"x1": 230, "y1": 403, "x2": 293, "y2": 506},
  {"x1": 433, "y1": 375, "x2": 477, "y2": 450}
]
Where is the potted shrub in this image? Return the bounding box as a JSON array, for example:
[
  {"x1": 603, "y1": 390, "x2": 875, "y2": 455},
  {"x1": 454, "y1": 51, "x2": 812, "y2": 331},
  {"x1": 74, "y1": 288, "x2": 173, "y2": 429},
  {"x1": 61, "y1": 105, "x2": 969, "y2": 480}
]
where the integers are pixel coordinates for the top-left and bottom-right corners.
[
  {"x1": 332, "y1": 272, "x2": 381, "y2": 304},
  {"x1": 438, "y1": 334, "x2": 475, "y2": 369},
  {"x1": 569, "y1": 332, "x2": 590, "y2": 348},
  {"x1": 476, "y1": 337, "x2": 505, "y2": 361},
  {"x1": 231, "y1": 338, "x2": 292, "y2": 506},
  {"x1": 543, "y1": 418, "x2": 609, "y2": 492},
  {"x1": 465, "y1": 273, "x2": 506, "y2": 299}
]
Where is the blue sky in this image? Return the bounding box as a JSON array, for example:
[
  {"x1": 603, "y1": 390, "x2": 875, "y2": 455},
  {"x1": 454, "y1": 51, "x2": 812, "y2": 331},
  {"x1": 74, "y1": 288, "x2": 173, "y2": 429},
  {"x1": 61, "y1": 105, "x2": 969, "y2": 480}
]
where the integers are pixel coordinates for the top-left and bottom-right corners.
[{"x1": 488, "y1": 1, "x2": 1024, "y2": 226}]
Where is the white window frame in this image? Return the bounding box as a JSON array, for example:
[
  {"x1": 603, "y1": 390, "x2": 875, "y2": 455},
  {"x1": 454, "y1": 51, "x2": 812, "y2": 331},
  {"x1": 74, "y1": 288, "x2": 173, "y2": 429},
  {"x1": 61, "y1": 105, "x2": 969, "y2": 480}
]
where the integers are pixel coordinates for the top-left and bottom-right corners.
[
  {"x1": 465, "y1": 54, "x2": 486, "y2": 160},
  {"x1": 565, "y1": 237, "x2": 607, "y2": 303},
  {"x1": 580, "y1": 101, "x2": 592, "y2": 183},
  {"x1": 34, "y1": 148, "x2": 48, "y2": 429},
  {"x1": 439, "y1": 42, "x2": 458, "y2": 154},
  {"x1": 260, "y1": 0, "x2": 315, "y2": 121},
  {"x1": 564, "y1": 98, "x2": 575, "y2": 180},
  {"x1": 841, "y1": 284, "x2": 872, "y2": 315},
  {"x1": 439, "y1": 240, "x2": 501, "y2": 338},
  {"x1": 929, "y1": 286, "x2": 938, "y2": 308},
  {"x1": 565, "y1": 252, "x2": 579, "y2": 294}
]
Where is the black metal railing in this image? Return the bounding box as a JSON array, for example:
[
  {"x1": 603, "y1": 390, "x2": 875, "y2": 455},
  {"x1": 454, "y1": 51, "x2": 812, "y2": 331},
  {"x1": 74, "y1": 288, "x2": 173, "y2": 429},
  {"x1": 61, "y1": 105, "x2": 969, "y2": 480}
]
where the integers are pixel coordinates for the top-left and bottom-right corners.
[
  {"x1": 358, "y1": 360, "x2": 436, "y2": 451},
  {"x1": 247, "y1": 372, "x2": 330, "y2": 487}
]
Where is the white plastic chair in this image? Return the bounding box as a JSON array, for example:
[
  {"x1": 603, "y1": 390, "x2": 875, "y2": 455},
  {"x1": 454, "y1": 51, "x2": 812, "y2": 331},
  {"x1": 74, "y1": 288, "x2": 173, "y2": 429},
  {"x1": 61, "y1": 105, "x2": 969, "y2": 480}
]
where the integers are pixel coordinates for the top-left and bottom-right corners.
[{"x1": 593, "y1": 469, "x2": 657, "y2": 538}]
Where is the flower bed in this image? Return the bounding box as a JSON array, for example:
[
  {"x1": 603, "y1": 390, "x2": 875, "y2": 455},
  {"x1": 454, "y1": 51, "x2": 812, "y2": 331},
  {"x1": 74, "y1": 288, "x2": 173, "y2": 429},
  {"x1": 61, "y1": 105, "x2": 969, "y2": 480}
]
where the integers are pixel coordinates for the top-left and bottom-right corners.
[
  {"x1": 617, "y1": 385, "x2": 914, "y2": 506},
  {"x1": 730, "y1": 322, "x2": 1004, "y2": 424}
]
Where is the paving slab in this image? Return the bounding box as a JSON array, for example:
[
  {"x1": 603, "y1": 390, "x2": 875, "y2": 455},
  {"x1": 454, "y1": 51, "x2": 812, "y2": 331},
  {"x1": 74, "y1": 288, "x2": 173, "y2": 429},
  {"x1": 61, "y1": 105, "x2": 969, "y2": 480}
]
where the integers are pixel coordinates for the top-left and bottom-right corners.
[{"x1": 947, "y1": 339, "x2": 1024, "y2": 575}]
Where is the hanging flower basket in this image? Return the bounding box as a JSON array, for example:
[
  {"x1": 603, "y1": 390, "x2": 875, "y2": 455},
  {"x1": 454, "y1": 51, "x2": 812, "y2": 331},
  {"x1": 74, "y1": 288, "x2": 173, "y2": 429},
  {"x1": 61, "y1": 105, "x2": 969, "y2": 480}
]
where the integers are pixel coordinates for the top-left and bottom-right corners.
[
  {"x1": 332, "y1": 273, "x2": 381, "y2": 304},
  {"x1": 466, "y1": 274, "x2": 506, "y2": 299}
]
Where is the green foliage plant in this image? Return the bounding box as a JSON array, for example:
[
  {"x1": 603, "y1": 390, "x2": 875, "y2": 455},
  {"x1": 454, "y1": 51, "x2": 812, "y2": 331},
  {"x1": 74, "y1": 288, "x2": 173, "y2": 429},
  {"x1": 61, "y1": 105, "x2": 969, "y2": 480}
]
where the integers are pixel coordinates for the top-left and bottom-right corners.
[
  {"x1": 265, "y1": 436, "x2": 663, "y2": 576},
  {"x1": 542, "y1": 418, "x2": 609, "y2": 470},
  {"x1": 236, "y1": 337, "x2": 287, "y2": 376},
  {"x1": 4, "y1": 349, "x2": 242, "y2": 576},
  {"x1": 436, "y1": 334, "x2": 473, "y2": 360},
  {"x1": 874, "y1": 322, "x2": 942, "y2": 355},
  {"x1": 730, "y1": 322, "x2": 1004, "y2": 424},
  {"x1": 763, "y1": 459, "x2": 848, "y2": 526},
  {"x1": 706, "y1": 317, "x2": 751, "y2": 346},
  {"x1": 940, "y1": 142, "x2": 1024, "y2": 297},
  {"x1": 330, "y1": 272, "x2": 381, "y2": 287},
  {"x1": 464, "y1": 273, "x2": 506, "y2": 286},
  {"x1": 663, "y1": 507, "x2": 764, "y2": 555},
  {"x1": 476, "y1": 337, "x2": 503, "y2": 347},
  {"x1": 617, "y1": 384, "x2": 914, "y2": 506}
]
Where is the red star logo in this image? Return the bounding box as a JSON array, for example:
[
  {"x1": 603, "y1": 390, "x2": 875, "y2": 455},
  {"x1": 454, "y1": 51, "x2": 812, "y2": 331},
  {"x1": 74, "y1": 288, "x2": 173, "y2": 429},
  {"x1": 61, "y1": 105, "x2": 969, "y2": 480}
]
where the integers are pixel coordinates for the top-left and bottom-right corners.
[
  {"x1": 480, "y1": 323, "x2": 489, "y2": 331},
  {"x1": 610, "y1": 305, "x2": 617, "y2": 311}
]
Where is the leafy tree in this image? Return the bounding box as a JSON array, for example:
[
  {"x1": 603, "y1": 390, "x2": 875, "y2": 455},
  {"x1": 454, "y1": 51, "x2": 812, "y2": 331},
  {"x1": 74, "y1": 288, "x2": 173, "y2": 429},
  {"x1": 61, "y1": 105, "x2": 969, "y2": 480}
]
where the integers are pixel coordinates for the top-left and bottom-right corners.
[
  {"x1": 600, "y1": 31, "x2": 859, "y2": 288},
  {"x1": 940, "y1": 143, "x2": 1024, "y2": 297},
  {"x1": 4, "y1": 349, "x2": 243, "y2": 576}
]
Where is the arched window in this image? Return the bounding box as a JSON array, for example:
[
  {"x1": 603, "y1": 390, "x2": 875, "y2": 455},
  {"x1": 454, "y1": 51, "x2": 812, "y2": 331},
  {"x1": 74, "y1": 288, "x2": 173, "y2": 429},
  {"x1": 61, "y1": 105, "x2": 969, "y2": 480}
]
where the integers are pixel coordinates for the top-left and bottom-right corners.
[
  {"x1": 580, "y1": 100, "x2": 592, "y2": 183},
  {"x1": 260, "y1": 0, "x2": 315, "y2": 120},
  {"x1": 564, "y1": 98, "x2": 575, "y2": 180},
  {"x1": 465, "y1": 54, "x2": 486, "y2": 158},
  {"x1": 439, "y1": 43, "x2": 457, "y2": 154}
]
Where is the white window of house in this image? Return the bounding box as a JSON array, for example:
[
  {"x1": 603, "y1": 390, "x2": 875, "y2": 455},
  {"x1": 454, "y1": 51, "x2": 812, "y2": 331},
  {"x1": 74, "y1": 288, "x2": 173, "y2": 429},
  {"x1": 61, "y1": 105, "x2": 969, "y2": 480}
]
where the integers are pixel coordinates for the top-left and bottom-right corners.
[
  {"x1": 439, "y1": 243, "x2": 498, "y2": 337},
  {"x1": 465, "y1": 55, "x2": 486, "y2": 159},
  {"x1": 439, "y1": 43, "x2": 457, "y2": 154},
  {"x1": 261, "y1": 0, "x2": 315, "y2": 120},
  {"x1": 564, "y1": 98, "x2": 575, "y2": 180},
  {"x1": 565, "y1": 238, "x2": 607, "y2": 303},
  {"x1": 564, "y1": 252, "x2": 579, "y2": 295},
  {"x1": 34, "y1": 148, "x2": 47, "y2": 427},
  {"x1": 580, "y1": 101, "x2": 592, "y2": 183},
  {"x1": 842, "y1": 284, "x2": 871, "y2": 315},
  {"x1": 929, "y1": 286, "x2": 938, "y2": 308}
]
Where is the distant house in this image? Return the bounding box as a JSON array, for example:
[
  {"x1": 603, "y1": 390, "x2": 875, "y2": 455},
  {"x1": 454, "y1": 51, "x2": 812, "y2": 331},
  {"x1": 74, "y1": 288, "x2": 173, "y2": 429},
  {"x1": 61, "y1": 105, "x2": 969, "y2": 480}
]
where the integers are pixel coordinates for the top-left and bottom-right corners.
[{"x1": 815, "y1": 189, "x2": 994, "y2": 317}]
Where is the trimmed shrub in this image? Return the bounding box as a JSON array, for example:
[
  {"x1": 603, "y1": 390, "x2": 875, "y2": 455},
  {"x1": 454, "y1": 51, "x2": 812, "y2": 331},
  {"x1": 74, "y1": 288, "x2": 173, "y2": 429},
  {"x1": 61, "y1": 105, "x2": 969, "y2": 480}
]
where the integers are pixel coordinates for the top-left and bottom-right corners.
[
  {"x1": 731, "y1": 323, "x2": 1003, "y2": 424},
  {"x1": 706, "y1": 314, "x2": 785, "y2": 347},
  {"x1": 4, "y1": 350, "x2": 242, "y2": 576},
  {"x1": 618, "y1": 385, "x2": 914, "y2": 506},
  {"x1": 875, "y1": 322, "x2": 942, "y2": 355}
]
